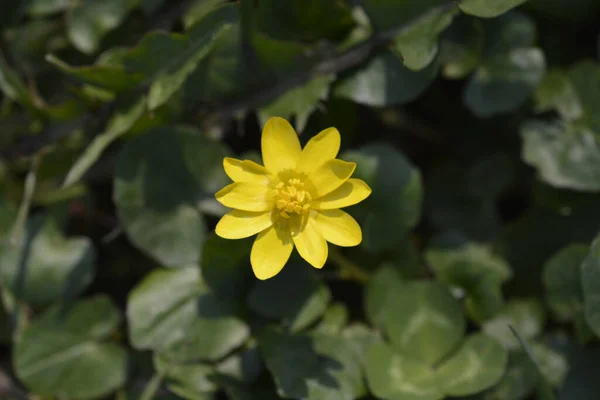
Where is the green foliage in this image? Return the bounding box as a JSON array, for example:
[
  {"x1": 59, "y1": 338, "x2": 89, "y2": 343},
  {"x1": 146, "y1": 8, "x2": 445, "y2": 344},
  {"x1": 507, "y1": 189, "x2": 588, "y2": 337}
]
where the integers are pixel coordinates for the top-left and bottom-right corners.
[{"x1": 2, "y1": 0, "x2": 600, "y2": 399}]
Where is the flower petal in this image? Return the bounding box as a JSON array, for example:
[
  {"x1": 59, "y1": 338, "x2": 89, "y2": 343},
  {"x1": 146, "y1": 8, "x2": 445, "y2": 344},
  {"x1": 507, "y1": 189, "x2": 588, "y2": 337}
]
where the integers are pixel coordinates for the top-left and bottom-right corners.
[
  {"x1": 261, "y1": 117, "x2": 301, "y2": 175},
  {"x1": 308, "y1": 159, "x2": 356, "y2": 198},
  {"x1": 215, "y1": 182, "x2": 272, "y2": 212},
  {"x1": 297, "y1": 127, "x2": 341, "y2": 174},
  {"x1": 215, "y1": 210, "x2": 273, "y2": 239},
  {"x1": 313, "y1": 179, "x2": 372, "y2": 210},
  {"x1": 223, "y1": 157, "x2": 271, "y2": 184},
  {"x1": 292, "y1": 217, "x2": 328, "y2": 269},
  {"x1": 251, "y1": 225, "x2": 293, "y2": 280},
  {"x1": 313, "y1": 209, "x2": 362, "y2": 247}
]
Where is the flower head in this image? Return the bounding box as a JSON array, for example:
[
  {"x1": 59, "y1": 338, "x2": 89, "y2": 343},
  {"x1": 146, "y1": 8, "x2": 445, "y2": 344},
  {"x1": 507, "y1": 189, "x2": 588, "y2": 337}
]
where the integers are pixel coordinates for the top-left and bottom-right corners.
[{"x1": 215, "y1": 117, "x2": 371, "y2": 280}]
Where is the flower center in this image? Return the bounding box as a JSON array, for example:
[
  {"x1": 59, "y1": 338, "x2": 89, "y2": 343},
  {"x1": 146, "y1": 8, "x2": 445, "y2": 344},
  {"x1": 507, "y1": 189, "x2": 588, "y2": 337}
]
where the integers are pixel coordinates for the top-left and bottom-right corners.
[{"x1": 273, "y1": 178, "x2": 312, "y2": 219}]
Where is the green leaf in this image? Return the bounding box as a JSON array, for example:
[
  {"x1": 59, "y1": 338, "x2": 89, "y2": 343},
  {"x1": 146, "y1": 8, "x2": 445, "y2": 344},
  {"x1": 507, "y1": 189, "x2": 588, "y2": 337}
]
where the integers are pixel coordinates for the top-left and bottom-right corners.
[
  {"x1": 459, "y1": 0, "x2": 528, "y2": 18},
  {"x1": 333, "y1": 51, "x2": 439, "y2": 107},
  {"x1": 464, "y1": 12, "x2": 545, "y2": 117},
  {"x1": 364, "y1": 264, "x2": 405, "y2": 328},
  {"x1": 533, "y1": 61, "x2": 600, "y2": 132},
  {"x1": 14, "y1": 296, "x2": 128, "y2": 399},
  {"x1": 147, "y1": 4, "x2": 238, "y2": 110},
  {"x1": 365, "y1": 341, "x2": 442, "y2": 400},
  {"x1": 510, "y1": 327, "x2": 557, "y2": 400},
  {"x1": 483, "y1": 350, "x2": 538, "y2": 400},
  {"x1": 436, "y1": 334, "x2": 508, "y2": 396},
  {"x1": 201, "y1": 233, "x2": 253, "y2": 303},
  {"x1": 382, "y1": 281, "x2": 465, "y2": 365},
  {"x1": 312, "y1": 302, "x2": 349, "y2": 335},
  {"x1": 521, "y1": 120, "x2": 600, "y2": 192},
  {"x1": 64, "y1": 95, "x2": 146, "y2": 187},
  {"x1": 0, "y1": 214, "x2": 95, "y2": 306},
  {"x1": 559, "y1": 346, "x2": 600, "y2": 400},
  {"x1": 46, "y1": 53, "x2": 140, "y2": 92},
  {"x1": 26, "y1": 0, "x2": 70, "y2": 16},
  {"x1": 184, "y1": 0, "x2": 226, "y2": 29},
  {"x1": 343, "y1": 143, "x2": 423, "y2": 251},
  {"x1": 154, "y1": 353, "x2": 218, "y2": 398},
  {"x1": 127, "y1": 267, "x2": 249, "y2": 361},
  {"x1": 259, "y1": 329, "x2": 365, "y2": 400},
  {"x1": 247, "y1": 262, "x2": 331, "y2": 332},
  {"x1": 393, "y1": 6, "x2": 458, "y2": 71},
  {"x1": 543, "y1": 244, "x2": 588, "y2": 321},
  {"x1": 67, "y1": 0, "x2": 130, "y2": 54},
  {"x1": 0, "y1": 53, "x2": 33, "y2": 107},
  {"x1": 254, "y1": 0, "x2": 354, "y2": 42},
  {"x1": 114, "y1": 126, "x2": 228, "y2": 267},
  {"x1": 483, "y1": 299, "x2": 545, "y2": 349},
  {"x1": 531, "y1": 342, "x2": 568, "y2": 388},
  {"x1": 361, "y1": 0, "x2": 455, "y2": 31},
  {"x1": 184, "y1": 25, "x2": 247, "y2": 102},
  {"x1": 258, "y1": 74, "x2": 333, "y2": 133},
  {"x1": 440, "y1": 14, "x2": 484, "y2": 79},
  {"x1": 581, "y1": 235, "x2": 600, "y2": 338},
  {"x1": 425, "y1": 239, "x2": 512, "y2": 321}
]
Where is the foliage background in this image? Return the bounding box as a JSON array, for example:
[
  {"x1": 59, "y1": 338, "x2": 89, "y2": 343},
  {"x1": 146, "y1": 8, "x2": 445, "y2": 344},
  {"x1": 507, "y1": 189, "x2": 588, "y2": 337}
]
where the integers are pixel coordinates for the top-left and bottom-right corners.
[{"x1": 1, "y1": 0, "x2": 600, "y2": 399}]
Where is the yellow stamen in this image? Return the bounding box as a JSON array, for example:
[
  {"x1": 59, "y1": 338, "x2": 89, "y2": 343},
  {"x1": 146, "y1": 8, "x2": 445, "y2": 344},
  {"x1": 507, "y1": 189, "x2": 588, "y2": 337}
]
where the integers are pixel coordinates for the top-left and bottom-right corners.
[{"x1": 272, "y1": 177, "x2": 312, "y2": 218}]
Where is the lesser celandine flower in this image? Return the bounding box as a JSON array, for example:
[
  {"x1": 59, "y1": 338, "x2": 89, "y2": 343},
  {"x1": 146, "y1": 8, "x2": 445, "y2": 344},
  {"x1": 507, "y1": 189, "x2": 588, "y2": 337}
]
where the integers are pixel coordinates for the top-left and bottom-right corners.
[{"x1": 214, "y1": 117, "x2": 371, "y2": 280}]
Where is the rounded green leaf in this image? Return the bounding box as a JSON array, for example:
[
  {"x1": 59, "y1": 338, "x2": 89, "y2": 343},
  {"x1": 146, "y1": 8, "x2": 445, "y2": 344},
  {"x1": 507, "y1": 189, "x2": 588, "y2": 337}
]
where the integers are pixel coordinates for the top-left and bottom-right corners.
[
  {"x1": 127, "y1": 267, "x2": 249, "y2": 361},
  {"x1": 0, "y1": 214, "x2": 95, "y2": 306},
  {"x1": 364, "y1": 264, "x2": 405, "y2": 327},
  {"x1": 521, "y1": 120, "x2": 600, "y2": 192},
  {"x1": 247, "y1": 262, "x2": 330, "y2": 332},
  {"x1": 581, "y1": 236, "x2": 600, "y2": 338},
  {"x1": 483, "y1": 350, "x2": 538, "y2": 400},
  {"x1": 459, "y1": 0, "x2": 528, "y2": 18},
  {"x1": 543, "y1": 244, "x2": 588, "y2": 320},
  {"x1": 426, "y1": 239, "x2": 512, "y2": 321},
  {"x1": 343, "y1": 143, "x2": 423, "y2": 252},
  {"x1": 14, "y1": 296, "x2": 128, "y2": 400},
  {"x1": 464, "y1": 12, "x2": 545, "y2": 117},
  {"x1": 393, "y1": 7, "x2": 457, "y2": 71},
  {"x1": 259, "y1": 329, "x2": 365, "y2": 400},
  {"x1": 114, "y1": 126, "x2": 229, "y2": 268},
  {"x1": 382, "y1": 281, "x2": 465, "y2": 365},
  {"x1": 201, "y1": 233, "x2": 254, "y2": 303},
  {"x1": 483, "y1": 299, "x2": 546, "y2": 349},
  {"x1": 435, "y1": 333, "x2": 508, "y2": 396},
  {"x1": 365, "y1": 341, "x2": 442, "y2": 400},
  {"x1": 361, "y1": 0, "x2": 455, "y2": 31},
  {"x1": 154, "y1": 353, "x2": 218, "y2": 398},
  {"x1": 334, "y1": 51, "x2": 439, "y2": 107}
]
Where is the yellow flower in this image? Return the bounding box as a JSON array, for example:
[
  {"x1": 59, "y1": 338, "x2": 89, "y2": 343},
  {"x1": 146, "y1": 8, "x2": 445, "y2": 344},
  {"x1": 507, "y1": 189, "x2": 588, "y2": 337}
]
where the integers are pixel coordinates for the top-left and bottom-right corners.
[{"x1": 214, "y1": 117, "x2": 371, "y2": 280}]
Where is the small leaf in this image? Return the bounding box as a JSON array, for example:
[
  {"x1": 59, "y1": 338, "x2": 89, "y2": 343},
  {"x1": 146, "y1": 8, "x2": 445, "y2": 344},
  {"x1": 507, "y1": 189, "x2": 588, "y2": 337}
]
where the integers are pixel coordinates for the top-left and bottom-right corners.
[
  {"x1": 14, "y1": 296, "x2": 128, "y2": 400},
  {"x1": 0, "y1": 214, "x2": 95, "y2": 306},
  {"x1": 343, "y1": 143, "x2": 423, "y2": 251},
  {"x1": 381, "y1": 281, "x2": 465, "y2": 365},
  {"x1": 510, "y1": 327, "x2": 557, "y2": 400},
  {"x1": 483, "y1": 299, "x2": 546, "y2": 349},
  {"x1": 436, "y1": 333, "x2": 508, "y2": 396},
  {"x1": 147, "y1": 4, "x2": 238, "y2": 110},
  {"x1": 521, "y1": 120, "x2": 600, "y2": 192},
  {"x1": 312, "y1": 302, "x2": 349, "y2": 335},
  {"x1": 361, "y1": 0, "x2": 455, "y2": 31},
  {"x1": 425, "y1": 239, "x2": 512, "y2": 321},
  {"x1": 258, "y1": 74, "x2": 333, "y2": 133},
  {"x1": 154, "y1": 353, "x2": 218, "y2": 398},
  {"x1": 127, "y1": 267, "x2": 249, "y2": 361},
  {"x1": 364, "y1": 264, "x2": 405, "y2": 328},
  {"x1": 365, "y1": 341, "x2": 442, "y2": 400},
  {"x1": 543, "y1": 244, "x2": 588, "y2": 321},
  {"x1": 334, "y1": 51, "x2": 439, "y2": 107},
  {"x1": 459, "y1": 0, "x2": 528, "y2": 18},
  {"x1": 393, "y1": 6, "x2": 458, "y2": 71},
  {"x1": 581, "y1": 235, "x2": 600, "y2": 338},
  {"x1": 114, "y1": 126, "x2": 229, "y2": 267},
  {"x1": 440, "y1": 14, "x2": 484, "y2": 79},
  {"x1": 67, "y1": 0, "x2": 130, "y2": 54},
  {"x1": 64, "y1": 95, "x2": 146, "y2": 187},
  {"x1": 464, "y1": 12, "x2": 545, "y2": 117},
  {"x1": 247, "y1": 262, "x2": 330, "y2": 332},
  {"x1": 259, "y1": 329, "x2": 365, "y2": 400}
]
